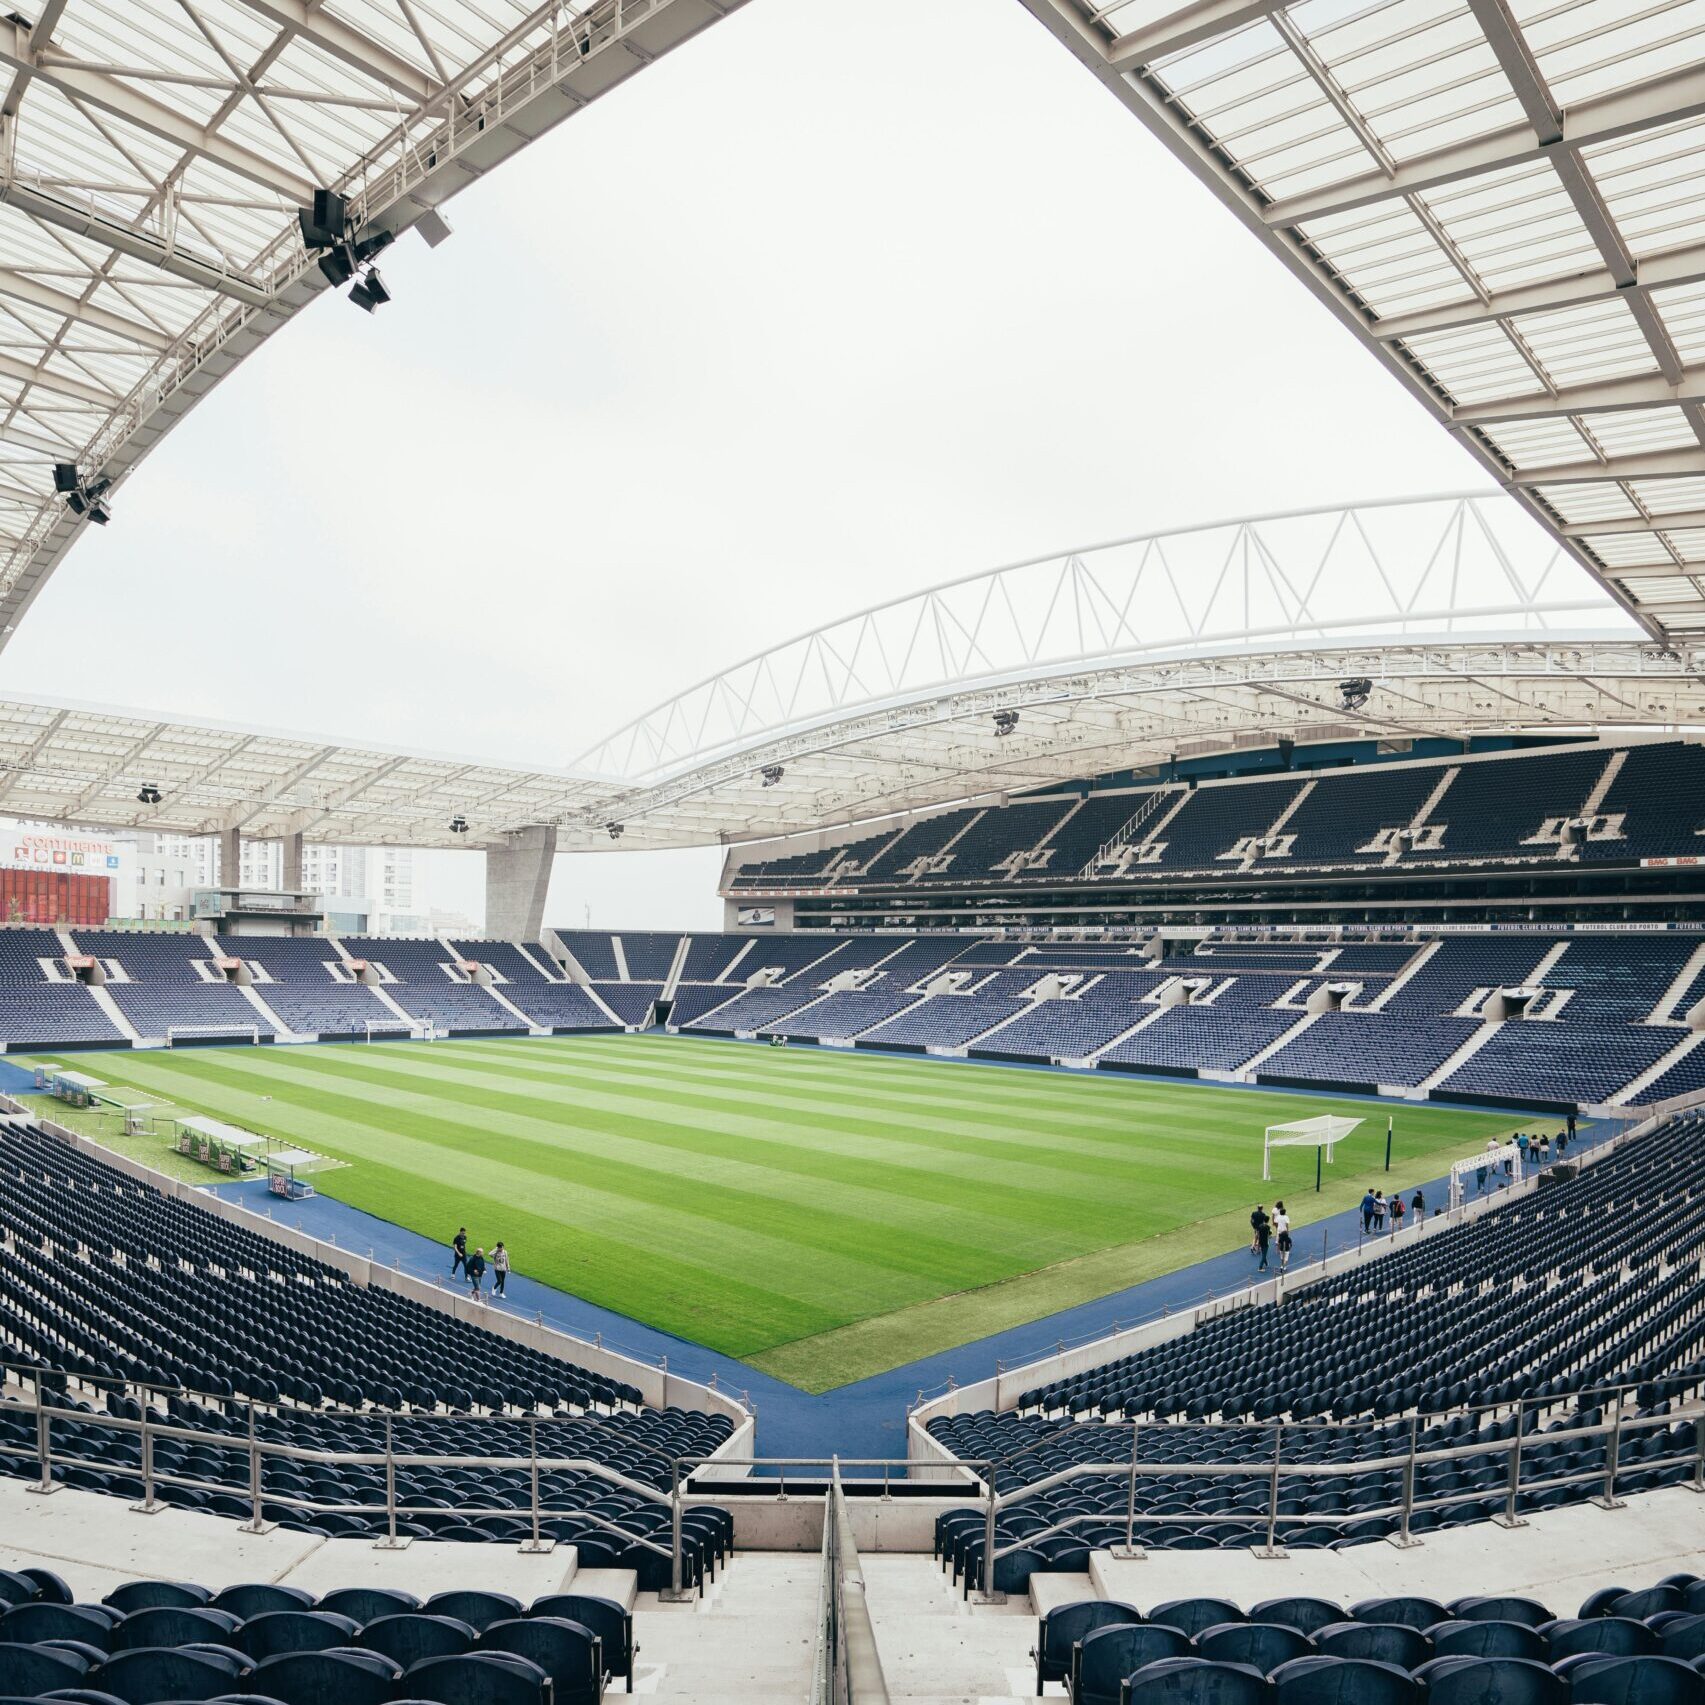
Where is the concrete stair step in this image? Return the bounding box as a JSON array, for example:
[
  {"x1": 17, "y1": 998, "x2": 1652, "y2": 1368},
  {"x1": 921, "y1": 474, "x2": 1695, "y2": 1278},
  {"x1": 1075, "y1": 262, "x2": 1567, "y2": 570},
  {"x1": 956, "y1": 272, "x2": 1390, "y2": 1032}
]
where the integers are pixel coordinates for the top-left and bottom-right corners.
[{"x1": 568, "y1": 1566, "x2": 638, "y2": 1612}]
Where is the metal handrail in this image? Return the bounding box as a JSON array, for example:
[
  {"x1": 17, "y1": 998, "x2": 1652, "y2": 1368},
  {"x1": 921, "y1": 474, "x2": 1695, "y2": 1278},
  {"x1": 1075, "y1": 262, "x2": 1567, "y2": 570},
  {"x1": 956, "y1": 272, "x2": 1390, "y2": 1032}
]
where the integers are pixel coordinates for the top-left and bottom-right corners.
[
  {"x1": 831, "y1": 1459, "x2": 889, "y2": 1705},
  {"x1": 0, "y1": 1355, "x2": 701, "y2": 1473}
]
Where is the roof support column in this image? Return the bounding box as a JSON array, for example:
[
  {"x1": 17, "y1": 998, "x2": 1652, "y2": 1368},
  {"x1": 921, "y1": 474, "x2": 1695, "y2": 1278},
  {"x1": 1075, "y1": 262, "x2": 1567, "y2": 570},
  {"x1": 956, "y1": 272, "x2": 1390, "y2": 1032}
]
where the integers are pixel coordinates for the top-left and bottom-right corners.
[
  {"x1": 218, "y1": 826, "x2": 240, "y2": 888},
  {"x1": 485, "y1": 825, "x2": 557, "y2": 943},
  {"x1": 281, "y1": 832, "x2": 303, "y2": 894}
]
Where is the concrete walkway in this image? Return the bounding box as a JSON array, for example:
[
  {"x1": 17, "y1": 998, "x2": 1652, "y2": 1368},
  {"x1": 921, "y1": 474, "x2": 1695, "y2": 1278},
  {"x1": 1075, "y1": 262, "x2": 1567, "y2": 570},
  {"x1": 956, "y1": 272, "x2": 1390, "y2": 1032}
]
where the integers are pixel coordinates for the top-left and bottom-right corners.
[{"x1": 198, "y1": 1111, "x2": 1610, "y2": 1463}]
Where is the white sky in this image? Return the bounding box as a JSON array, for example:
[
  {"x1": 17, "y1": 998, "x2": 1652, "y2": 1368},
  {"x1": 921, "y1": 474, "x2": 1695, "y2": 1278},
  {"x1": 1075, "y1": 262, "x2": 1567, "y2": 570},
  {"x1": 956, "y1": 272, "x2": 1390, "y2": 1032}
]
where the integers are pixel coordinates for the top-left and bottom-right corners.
[{"x1": 0, "y1": 0, "x2": 1605, "y2": 932}]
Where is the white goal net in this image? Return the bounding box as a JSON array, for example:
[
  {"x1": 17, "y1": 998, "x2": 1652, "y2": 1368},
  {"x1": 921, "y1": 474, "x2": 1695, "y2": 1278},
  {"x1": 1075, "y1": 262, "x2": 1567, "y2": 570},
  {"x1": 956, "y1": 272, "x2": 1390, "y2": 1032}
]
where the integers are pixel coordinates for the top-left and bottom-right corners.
[
  {"x1": 364, "y1": 1018, "x2": 434, "y2": 1043},
  {"x1": 165, "y1": 1024, "x2": 260, "y2": 1047},
  {"x1": 1262, "y1": 1114, "x2": 1363, "y2": 1181},
  {"x1": 1449, "y1": 1142, "x2": 1522, "y2": 1208}
]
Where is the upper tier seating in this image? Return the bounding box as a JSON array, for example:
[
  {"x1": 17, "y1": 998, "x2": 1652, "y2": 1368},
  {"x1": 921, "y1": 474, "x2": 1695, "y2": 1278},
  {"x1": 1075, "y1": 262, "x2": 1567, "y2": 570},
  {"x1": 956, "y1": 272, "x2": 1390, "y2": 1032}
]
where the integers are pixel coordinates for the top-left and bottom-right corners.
[
  {"x1": 1426, "y1": 747, "x2": 1613, "y2": 860},
  {"x1": 214, "y1": 935, "x2": 392, "y2": 1037},
  {"x1": 729, "y1": 740, "x2": 1705, "y2": 891},
  {"x1": 928, "y1": 1112, "x2": 1705, "y2": 1569},
  {"x1": 73, "y1": 931, "x2": 272, "y2": 1041},
  {"x1": 0, "y1": 927, "x2": 65, "y2": 982},
  {"x1": 0, "y1": 927, "x2": 124, "y2": 1043},
  {"x1": 680, "y1": 933, "x2": 747, "y2": 982},
  {"x1": 1584, "y1": 738, "x2": 1705, "y2": 860},
  {"x1": 341, "y1": 938, "x2": 525, "y2": 1034},
  {"x1": 1276, "y1": 761, "x2": 1443, "y2": 862},
  {"x1": 552, "y1": 930, "x2": 621, "y2": 980},
  {"x1": 617, "y1": 932, "x2": 679, "y2": 981},
  {"x1": 451, "y1": 943, "x2": 618, "y2": 1029},
  {"x1": 1144, "y1": 777, "x2": 1306, "y2": 872},
  {"x1": 0, "y1": 1122, "x2": 734, "y2": 1563}
]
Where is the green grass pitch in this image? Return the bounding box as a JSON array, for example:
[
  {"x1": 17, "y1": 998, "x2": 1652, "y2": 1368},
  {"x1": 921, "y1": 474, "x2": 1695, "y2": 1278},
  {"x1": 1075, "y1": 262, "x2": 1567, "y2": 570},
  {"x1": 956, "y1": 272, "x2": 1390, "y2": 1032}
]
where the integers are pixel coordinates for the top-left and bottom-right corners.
[{"x1": 21, "y1": 1035, "x2": 1547, "y2": 1392}]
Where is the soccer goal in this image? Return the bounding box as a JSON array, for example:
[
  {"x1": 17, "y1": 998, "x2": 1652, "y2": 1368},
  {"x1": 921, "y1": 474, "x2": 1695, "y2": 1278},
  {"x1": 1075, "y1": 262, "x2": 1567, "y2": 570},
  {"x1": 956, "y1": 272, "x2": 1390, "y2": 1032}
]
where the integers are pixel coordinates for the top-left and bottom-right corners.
[
  {"x1": 364, "y1": 1018, "x2": 432, "y2": 1043},
  {"x1": 1262, "y1": 1113, "x2": 1363, "y2": 1181},
  {"x1": 165, "y1": 1024, "x2": 260, "y2": 1048},
  {"x1": 1448, "y1": 1142, "x2": 1522, "y2": 1209}
]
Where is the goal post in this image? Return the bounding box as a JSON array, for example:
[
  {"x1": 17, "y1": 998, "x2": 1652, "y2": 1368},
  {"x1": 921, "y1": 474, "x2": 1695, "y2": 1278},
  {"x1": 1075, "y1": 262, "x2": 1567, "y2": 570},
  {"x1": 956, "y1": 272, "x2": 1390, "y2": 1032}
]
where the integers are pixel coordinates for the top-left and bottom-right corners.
[
  {"x1": 1449, "y1": 1142, "x2": 1522, "y2": 1209},
  {"x1": 165, "y1": 1024, "x2": 260, "y2": 1047},
  {"x1": 364, "y1": 1018, "x2": 432, "y2": 1043},
  {"x1": 1262, "y1": 1114, "x2": 1363, "y2": 1182}
]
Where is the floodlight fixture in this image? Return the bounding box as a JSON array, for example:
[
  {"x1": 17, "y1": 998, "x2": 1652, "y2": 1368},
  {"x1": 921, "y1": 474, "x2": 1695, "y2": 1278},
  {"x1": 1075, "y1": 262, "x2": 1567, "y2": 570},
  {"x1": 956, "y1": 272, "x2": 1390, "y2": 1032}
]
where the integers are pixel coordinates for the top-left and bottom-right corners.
[
  {"x1": 760, "y1": 765, "x2": 784, "y2": 787},
  {"x1": 136, "y1": 783, "x2": 162, "y2": 805},
  {"x1": 449, "y1": 814, "x2": 469, "y2": 834},
  {"x1": 607, "y1": 822, "x2": 624, "y2": 840},
  {"x1": 1338, "y1": 677, "x2": 1373, "y2": 712},
  {"x1": 993, "y1": 709, "x2": 1019, "y2": 737}
]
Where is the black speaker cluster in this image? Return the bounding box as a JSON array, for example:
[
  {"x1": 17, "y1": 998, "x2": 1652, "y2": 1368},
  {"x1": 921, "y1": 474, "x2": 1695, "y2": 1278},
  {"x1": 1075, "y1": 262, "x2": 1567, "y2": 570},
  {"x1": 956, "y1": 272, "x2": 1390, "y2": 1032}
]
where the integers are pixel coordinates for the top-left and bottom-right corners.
[{"x1": 299, "y1": 189, "x2": 394, "y2": 313}]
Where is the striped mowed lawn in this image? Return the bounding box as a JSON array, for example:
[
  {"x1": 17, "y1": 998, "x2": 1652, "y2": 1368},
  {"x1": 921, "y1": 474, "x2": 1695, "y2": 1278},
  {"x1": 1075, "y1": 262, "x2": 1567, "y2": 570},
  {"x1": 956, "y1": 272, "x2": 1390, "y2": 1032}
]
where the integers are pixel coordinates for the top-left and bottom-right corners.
[{"x1": 23, "y1": 1035, "x2": 1546, "y2": 1392}]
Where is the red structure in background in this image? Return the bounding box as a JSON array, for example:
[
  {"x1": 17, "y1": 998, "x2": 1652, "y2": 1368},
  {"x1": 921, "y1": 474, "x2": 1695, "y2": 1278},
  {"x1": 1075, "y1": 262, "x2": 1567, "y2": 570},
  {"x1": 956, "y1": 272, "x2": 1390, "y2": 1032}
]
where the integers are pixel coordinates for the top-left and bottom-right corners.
[{"x1": 0, "y1": 868, "x2": 110, "y2": 925}]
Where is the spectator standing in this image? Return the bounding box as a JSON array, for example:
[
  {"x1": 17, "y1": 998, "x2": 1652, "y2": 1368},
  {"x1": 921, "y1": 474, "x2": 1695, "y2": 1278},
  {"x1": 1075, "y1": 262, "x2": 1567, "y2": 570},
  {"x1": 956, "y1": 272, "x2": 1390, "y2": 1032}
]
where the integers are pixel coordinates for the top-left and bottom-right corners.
[
  {"x1": 467, "y1": 1246, "x2": 487, "y2": 1299},
  {"x1": 1390, "y1": 1191, "x2": 1406, "y2": 1233},
  {"x1": 1557, "y1": 1126, "x2": 1569, "y2": 1158},
  {"x1": 451, "y1": 1227, "x2": 468, "y2": 1278},
  {"x1": 1517, "y1": 1132, "x2": 1530, "y2": 1170},
  {"x1": 1539, "y1": 1135, "x2": 1552, "y2": 1167},
  {"x1": 492, "y1": 1241, "x2": 510, "y2": 1297},
  {"x1": 1360, "y1": 1188, "x2": 1377, "y2": 1235},
  {"x1": 1372, "y1": 1191, "x2": 1387, "y2": 1232},
  {"x1": 1251, "y1": 1204, "x2": 1272, "y2": 1271},
  {"x1": 1411, "y1": 1187, "x2": 1426, "y2": 1221},
  {"x1": 1272, "y1": 1201, "x2": 1292, "y2": 1273}
]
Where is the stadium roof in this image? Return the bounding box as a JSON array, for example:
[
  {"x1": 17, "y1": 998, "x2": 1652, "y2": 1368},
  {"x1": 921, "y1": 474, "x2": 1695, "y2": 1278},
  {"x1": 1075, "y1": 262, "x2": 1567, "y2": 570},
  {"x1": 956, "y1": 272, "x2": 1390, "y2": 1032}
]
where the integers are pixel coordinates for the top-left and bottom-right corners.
[
  {"x1": 1019, "y1": 0, "x2": 1705, "y2": 642},
  {"x1": 0, "y1": 688, "x2": 615, "y2": 848},
  {"x1": 5, "y1": 494, "x2": 1703, "y2": 851},
  {"x1": 0, "y1": 0, "x2": 746, "y2": 642},
  {"x1": 6, "y1": 2, "x2": 1705, "y2": 660}
]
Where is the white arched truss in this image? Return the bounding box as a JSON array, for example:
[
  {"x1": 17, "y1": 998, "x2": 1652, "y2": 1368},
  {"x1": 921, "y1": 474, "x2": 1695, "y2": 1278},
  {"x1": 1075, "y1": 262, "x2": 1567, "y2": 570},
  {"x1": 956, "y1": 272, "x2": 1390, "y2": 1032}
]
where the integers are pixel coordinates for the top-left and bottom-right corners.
[{"x1": 577, "y1": 492, "x2": 1623, "y2": 786}]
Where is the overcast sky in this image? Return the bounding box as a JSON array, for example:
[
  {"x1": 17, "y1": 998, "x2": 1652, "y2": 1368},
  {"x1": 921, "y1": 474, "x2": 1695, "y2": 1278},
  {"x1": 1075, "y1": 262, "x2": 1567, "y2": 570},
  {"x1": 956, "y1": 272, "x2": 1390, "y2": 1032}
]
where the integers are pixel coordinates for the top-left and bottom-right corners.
[{"x1": 0, "y1": 0, "x2": 1607, "y2": 931}]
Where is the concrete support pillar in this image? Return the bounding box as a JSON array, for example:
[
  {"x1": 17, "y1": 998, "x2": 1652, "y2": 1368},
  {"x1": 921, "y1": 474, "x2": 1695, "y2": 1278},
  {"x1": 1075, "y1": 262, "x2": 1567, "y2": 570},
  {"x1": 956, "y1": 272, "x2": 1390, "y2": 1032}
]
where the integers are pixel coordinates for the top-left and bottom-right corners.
[
  {"x1": 485, "y1": 825, "x2": 558, "y2": 942},
  {"x1": 218, "y1": 827, "x2": 240, "y2": 887},
  {"x1": 281, "y1": 833, "x2": 304, "y2": 892}
]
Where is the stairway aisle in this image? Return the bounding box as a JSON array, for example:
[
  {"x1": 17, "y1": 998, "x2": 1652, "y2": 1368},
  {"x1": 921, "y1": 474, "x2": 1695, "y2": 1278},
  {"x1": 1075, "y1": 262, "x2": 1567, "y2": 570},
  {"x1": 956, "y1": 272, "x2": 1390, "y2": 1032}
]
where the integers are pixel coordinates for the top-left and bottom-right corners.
[
  {"x1": 861, "y1": 1551, "x2": 1040, "y2": 1702},
  {"x1": 637, "y1": 1552, "x2": 821, "y2": 1701}
]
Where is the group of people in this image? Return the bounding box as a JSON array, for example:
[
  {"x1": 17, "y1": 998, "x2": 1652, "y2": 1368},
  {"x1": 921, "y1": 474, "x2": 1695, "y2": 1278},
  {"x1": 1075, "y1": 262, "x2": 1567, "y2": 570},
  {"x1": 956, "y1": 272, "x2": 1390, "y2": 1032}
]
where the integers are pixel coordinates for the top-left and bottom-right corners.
[
  {"x1": 1247, "y1": 1200, "x2": 1293, "y2": 1272},
  {"x1": 1359, "y1": 1186, "x2": 1423, "y2": 1236},
  {"x1": 1251, "y1": 1117, "x2": 1582, "y2": 1277},
  {"x1": 449, "y1": 1227, "x2": 512, "y2": 1299},
  {"x1": 1475, "y1": 1124, "x2": 1569, "y2": 1192}
]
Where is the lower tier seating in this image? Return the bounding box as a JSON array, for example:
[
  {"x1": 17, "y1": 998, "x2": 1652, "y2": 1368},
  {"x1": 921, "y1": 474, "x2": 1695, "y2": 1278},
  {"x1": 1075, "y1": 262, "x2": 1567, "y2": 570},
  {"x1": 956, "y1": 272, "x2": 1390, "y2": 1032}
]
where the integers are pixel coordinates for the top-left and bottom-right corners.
[
  {"x1": 1027, "y1": 1576, "x2": 1705, "y2": 1705},
  {"x1": 928, "y1": 1112, "x2": 1705, "y2": 1567},
  {"x1": 0, "y1": 1121, "x2": 736, "y2": 1554},
  {"x1": 0, "y1": 1566, "x2": 663, "y2": 1704}
]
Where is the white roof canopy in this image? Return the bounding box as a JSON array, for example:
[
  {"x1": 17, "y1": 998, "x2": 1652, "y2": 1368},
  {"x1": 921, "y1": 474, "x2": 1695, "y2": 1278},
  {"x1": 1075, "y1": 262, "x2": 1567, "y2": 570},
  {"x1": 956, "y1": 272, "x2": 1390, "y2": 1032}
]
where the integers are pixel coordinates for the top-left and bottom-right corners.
[
  {"x1": 0, "y1": 0, "x2": 750, "y2": 645},
  {"x1": 1021, "y1": 0, "x2": 1705, "y2": 642}
]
